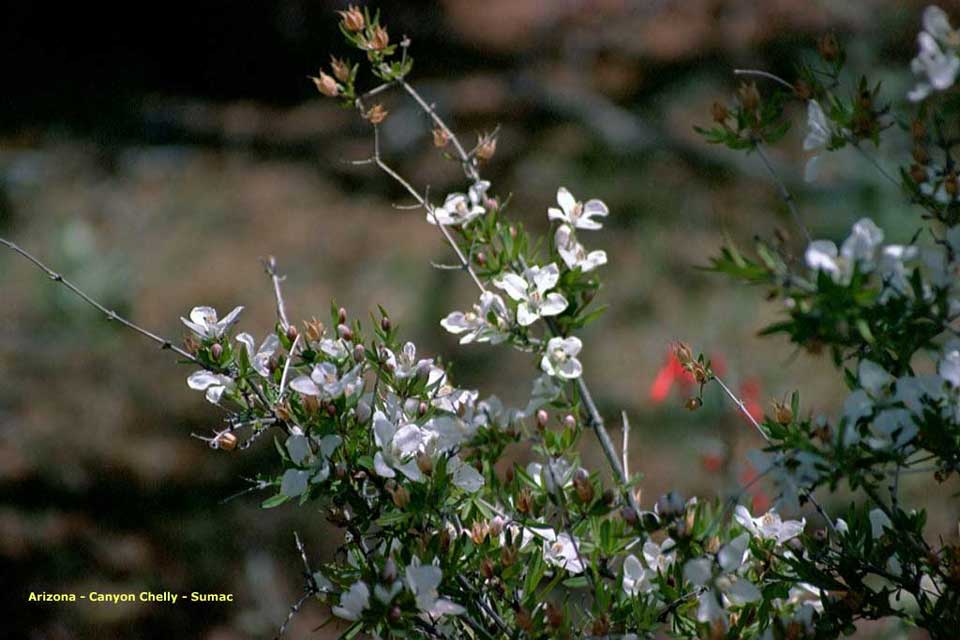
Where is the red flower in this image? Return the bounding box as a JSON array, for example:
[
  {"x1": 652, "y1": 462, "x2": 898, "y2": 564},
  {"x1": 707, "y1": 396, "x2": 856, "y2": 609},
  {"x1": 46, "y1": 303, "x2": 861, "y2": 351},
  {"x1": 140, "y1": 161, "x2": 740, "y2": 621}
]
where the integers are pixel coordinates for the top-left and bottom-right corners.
[{"x1": 649, "y1": 353, "x2": 695, "y2": 403}]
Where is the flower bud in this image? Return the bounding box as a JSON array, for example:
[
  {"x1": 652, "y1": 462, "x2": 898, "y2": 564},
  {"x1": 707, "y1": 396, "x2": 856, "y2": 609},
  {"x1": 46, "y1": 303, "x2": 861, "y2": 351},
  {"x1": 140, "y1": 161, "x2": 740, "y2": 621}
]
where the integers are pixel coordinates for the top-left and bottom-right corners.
[
  {"x1": 382, "y1": 557, "x2": 398, "y2": 582},
  {"x1": 335, "y1": 463, "x2": 348, "y2": 479},
  {"x1": 210, "y1": 342, "x2": 223, "y2": 361},
  {"x1": 737, "y1": 81, "x2": 760, "y2": 112},
  {"x1": 504, "y1": 465, "x2": 515, "y2": 484},
  {"x1": 573, "y1": 469, "x2": 594, "y2": 504},
  {"x1": 690, "y1": 362, "x2": 709, "y2": 384},
  {"x1": 311, "y1": 71, "x2": 339, "y2": 98},
  {"x1": 475, "y1": 133, "x2": 497, "y2": 162},
  {"x1": 325, "y1": 402, "x2": 337, "y2": 417},
  {"x1": 285, "y1": 324, "x2": 299, "y2": 341},
  {"x1": 500, "y1": 544, "x2": 517, "y2": 567},
  {"x1": 338, "y1": 5, "x2": 365, "y2": 31},
  {"x1": 380, "y1": 315, "x2": 391, "y2": 332},
  {"x1": 353, "y1": 343, "x2": 365, "y2": 363},
  {"x1": 516, "y1": 487, "x2": 533, "y2": 514},
  {"x1": 656, "y1": 491, "x2": 685, "y2": 520},
  {"x1": 366, "y1": 25, "x2": 389, "y2": 51},
  {"x1": 475, "y1": 251, "x2": 487, "y2": 267},
  {"x1": 535, "y1": 409, "x2": 549, "y2": 431},
  {"x1": 432, "y1": 127, "x2": 450, "y2": 147},
  {"x1": 330, "y1": 56, "x2": 350, "y2": 83},
  {"x1": 303, "y1": 317, "x2": 324, "y2": 342},
  {"x1": 356, "y1": 399, "x2": 371, "y2": 423},
  {"x1": 388, "y1": 606, "x2": 402, "y2": 624},
  {"x1": 710, "y1": 101, "x2": 729, "y2": 124},
  {"x1": 337, "y1": 307, "x2": 348, "y2": 324},
  {"x1": 480, "y1": 557, "x2": 495, "y2": 579},
  {"x1": 364, "y1": 103, "x2": 389, "y2": 125},
  {"x1": 673, "y1": 341, "x2": 693, "y2": 366},
  {"x1": 621, "y1": 506, "x2": 638, "y2": 525},
  {"x1": 391, "y1": 484, "x2": 410, "y2": 509},
  {"x1": 337, "y1": 323, "x2": 353, "y2": 341},
  {"x1": 416, "y1": 451, "x2": 433, "y2": 476},
  {"x1": 215, "y1": 431, "x2": 238, "y2": 451},
  {"x1": 817, "y1": 33, "x2": 840, "y2": 62},
  {"x1": 562, "y1": 414, "x2": 576, "y2": 430},
  {"x1": 772, "y1": 399, "x2": 793, "y2": 425},
  {"x1": 488, "y1": 515, "x2": 505, "y2": 538},
  {"x1": 602, "y1": 488, "x2": 615, "y2": 506},
  {"x1": 684, "y1": 397, "x2": 702, "y2": 411}
]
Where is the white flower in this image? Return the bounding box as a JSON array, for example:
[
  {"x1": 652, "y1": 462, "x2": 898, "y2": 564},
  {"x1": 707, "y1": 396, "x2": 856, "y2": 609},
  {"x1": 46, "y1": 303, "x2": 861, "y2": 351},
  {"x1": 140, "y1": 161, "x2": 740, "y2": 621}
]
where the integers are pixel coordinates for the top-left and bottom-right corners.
[
  {"x1": 523, "y1": 374, "x2": 562, "y2": 416},
  {"x1": 547, "y1": 187, "x2": 609, "y2": 230},
  {"x1": 643, "y1": 538, "x2": 676, "y2": 573},
  {"x1": 804, "y1": 217, "x2": 884, "y2": 283},
  {"x1": 734, "y1": 505, "x2": 805, "y2": 544},
  {"x1": 332, "y1": 580, "x2": 370, "y2": 621},
  {"x1": 441, "y1": 291, "x2": 511, "y2": 344},
  {"x1": 543, "y1": 531, "x2": 585, "y2": 574},
  {"x1": 448, "y1": 455, "x2": 485, "y2": 492},
  {"x1": 236, "y1": 332, "x2": 280, "y2": 377},
  {"x1": 493, "y1": 263, "x2": 568, "y2": 326},
  {"x1": 180, "y1": 305, "x2": 243, "y2": 339},
  {"x1": 939, "y1": 346, "x2": 960, "y2": 387},
  {"x1": 684, "y1": 534, "x2": 761, "y2": 623},
  {"x1": 385, "y1": 342, "x2": 433, "y2": 379},
  {"x1": 869, "y1": 508, "x2": 893, "y2": 538},
  {"x1": 405, "y1": 559, "x2": 465, "y2": 617},
  {"x1": 290, "y1": 363, "x2": 362, "y2": 399},
  {"x1": 622, "y1": 554, "x2": 655, "y2": 596},
  {"x1": 372, "y1": 410, "x2": 429, "y2": 481},
  {"x1": 555, "y1": 224, "x2": 607, "y2": 272},
  {"x1": 187, "y1": 370, "x2": 234, "y2": 403},
  {"x1": 540, "y1": 336, "x2": 583, "y2": 379},
  {"x1": 427, "y1": 181, "x2": 489, "y2": 226},
  {"x1": 909, "y1": 7, "x2": 960, "y2": 102},
  {"x1": 803, "y1": 100, "x2": 831, "y2": 182}
]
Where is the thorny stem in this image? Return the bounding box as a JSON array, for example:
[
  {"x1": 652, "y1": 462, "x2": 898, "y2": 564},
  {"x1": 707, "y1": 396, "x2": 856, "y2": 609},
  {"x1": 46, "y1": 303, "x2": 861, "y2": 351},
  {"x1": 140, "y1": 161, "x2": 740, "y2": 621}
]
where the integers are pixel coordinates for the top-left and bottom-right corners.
[
  {"x1": 0, "y1": 237, "x2": 201, "y2": 365},
  {"x1": 754, "y1": 144, "x2": 813, "y2": 243},
  {"x1": 274, "y1": 532, "x2": 320, "y2": 640}
]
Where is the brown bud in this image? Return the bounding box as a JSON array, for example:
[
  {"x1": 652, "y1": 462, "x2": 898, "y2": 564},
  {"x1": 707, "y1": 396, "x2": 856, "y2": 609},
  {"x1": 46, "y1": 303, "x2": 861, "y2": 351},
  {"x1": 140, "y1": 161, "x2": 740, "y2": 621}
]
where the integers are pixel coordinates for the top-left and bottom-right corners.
[
  {"x1": 380, "y1": 315, "x2": 391, "y2": 332},
  {"x1": 302, "y1": 394, "x2": 320, "y2": 414},
  {"x1": 793, "y1": 80, "x2": 812, "y2": 100},
  {"x1": 285, "y1": 324, "x2": 299, "y2": 341},
  {"x1": 591, "y1": 615, "x2": 611, "y2": 636},
  {"x1": 311, "y1": 71, "x2": 339, "y2": 98},
  {"x1": 364, "y1": 103, "x2": 389, "y2": 125},
  {"x1": 432, "y1": 127, "x2": 450, "y2": 148},
  {"x1": 545, "y1": 603, "x2": 564, "y2": 628},
  {"x1": 337, "y1": 323, "x2": 354, "y2": 341},
  {"x1": 215, "y1": 431, "x2": 238, "y2": 451},
  {"x1": 337, "y1": 307, "x2": 348, "y2": 324},
  {"x1": 737, "y1": 81, "x2": 760, "y2": 112},
  {"x1": 673, "y1": 341, "x2": 693, "y2": 366},
  {"x1": 416, "y1": 451, "x2": 433, "y2": 476},
  {"x1": 325, "y1": 402, "x2": 337, "y2": 417},
  {"x1": 391, "y1": 484, "x2": 410, "y2": 509},
  {"x1": 338, "y1": 5, "x2": 365, "y2": 32},
  {"x1": 366, "y1": 25, "x2": 389, "y2": 51},
  {"x1": 475, "y1": 132, "x2": 497, "y2": 162},
  {"x1": 353, "y1": 343, "x2": 365, "y2": 363},
  {"x1": 621, "y1": 506, "x2": 638, "y2": 525},
  {"x1": 330, "y1": 56, "x2": 350, "y2": 83},
  {"x1": 573, "y1": 469, "x2": 594, "y2": 504},
  {"x1": 563, "y1": 414, "x2": 577, "y2": 430},
  {"x1": 818, "y1": 33, "x2": 840, "y2": 62},
  {"x1": 480, "y1": 557, "x2": 495, "y2": 580},
  {"x1": 183, "y1": 334, "x2": 201, "y2": 355},
  {"x1": 303, "y1": 317, "x2": 324, "y2": 342},
  {"x1": 516, "y1": 487, "x2": 533, "y2": 514},
  {"x1": 947, "y1": 172, "x2": 958, "y2": 198},
  {"x1": 772, "y1": 399, "x2": 793, "y2": 425},
  {"x1": 383, "y1": 557, "x2": 398, "y2": 582},
  {"x1": 710, "y1": 101, "x2": 729, "y2": 124},
  {"x1": 437, "y1": 526, "x2": 451, "y2": 552},
  {"x1": 912, "y1": 119, "x2": 928, "y2": 140},
  {"x1": 388, "y1": 605, "x2": 402, "y2": 624},
  {"x1": 602, "y1": 488, "x2": 615, "y2": 506},
  {"x1": 418, "y1": 401, "x2": 428, "y2": 416},
  {"x1": 504, "y1": 465, "x2": 515, "y2": 484},
  {"x1": 470, "y1": 521, "x2": 489, "y2": 545},
  {"x1": 535, "y1": 409, "x2": 549, "y2": 431},
  {"x1": 516, "y1": 607, "x2": 533, "y2": 632},
  {"x1": 210, "y1": 342, "x2": 223, "y2": 361},
  {"x1": 500, "y1": 544, "x2": 517, "y2": 567},
  {"x1": 335, "y1": 463, "x2": 347, "y2": 479},
  {"x1": 690, "y1": 362, "x2": 709, "y2": 384},
  {"x1": 488, "y1": 516, "x2": 505, "y2": 538},
  {"x1": 685, "y1": 396, "x2": 702, "y2": 411}
]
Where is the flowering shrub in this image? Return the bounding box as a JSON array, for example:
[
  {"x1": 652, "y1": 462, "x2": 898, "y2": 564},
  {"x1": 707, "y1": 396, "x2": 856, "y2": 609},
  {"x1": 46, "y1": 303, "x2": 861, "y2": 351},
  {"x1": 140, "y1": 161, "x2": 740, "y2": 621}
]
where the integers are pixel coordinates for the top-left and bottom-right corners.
[{"x1": 3, "y1": 4, "x2": 960, "y2": 639}]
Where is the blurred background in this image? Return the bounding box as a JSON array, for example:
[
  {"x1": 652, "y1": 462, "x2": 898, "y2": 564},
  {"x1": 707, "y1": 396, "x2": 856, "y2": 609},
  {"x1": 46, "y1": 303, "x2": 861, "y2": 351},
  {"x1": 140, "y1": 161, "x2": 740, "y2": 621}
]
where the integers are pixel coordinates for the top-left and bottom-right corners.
[{"x1": 2, "y1": 1, "x2": 957, "y2": 637}]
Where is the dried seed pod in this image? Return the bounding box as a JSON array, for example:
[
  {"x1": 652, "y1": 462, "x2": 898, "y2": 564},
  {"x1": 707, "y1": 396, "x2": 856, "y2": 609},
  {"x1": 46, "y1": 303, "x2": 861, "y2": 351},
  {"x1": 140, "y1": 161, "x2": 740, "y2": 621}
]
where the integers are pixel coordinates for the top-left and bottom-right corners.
[{"x1": 338, "y1": 5, "x2": 365, "y2": 31}]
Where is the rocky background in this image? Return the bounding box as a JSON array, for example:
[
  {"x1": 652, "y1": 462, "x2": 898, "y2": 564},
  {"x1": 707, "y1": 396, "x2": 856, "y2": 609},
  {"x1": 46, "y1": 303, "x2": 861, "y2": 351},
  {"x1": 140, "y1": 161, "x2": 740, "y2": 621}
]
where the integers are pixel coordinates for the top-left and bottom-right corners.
[{"x1": 2, "y1": 1, "x2": 955, "y2": 637}]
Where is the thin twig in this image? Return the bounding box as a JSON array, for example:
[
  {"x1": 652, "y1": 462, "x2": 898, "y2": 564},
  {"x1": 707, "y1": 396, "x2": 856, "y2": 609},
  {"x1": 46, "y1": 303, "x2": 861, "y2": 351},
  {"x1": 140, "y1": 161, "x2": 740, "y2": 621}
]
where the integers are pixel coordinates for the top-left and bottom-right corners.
[
  {"x1": 264, "y1": 256, "x2": 290, "y2": 330},
  {"x1": 279, "y1": 335, "x2": 300, "y2": 398},
  {"x1": 1, "y1": 237, "x2": 200, "y2": 364},
  {"x1": 734, "y1": 69, "x2": 795, "y2": 91},
  {"x1": 754, "y1": 145, "x2": 812, "y2": 243},
  {"x1": 275, "y1": 532, "x2": 319, "y2": 640},
  {"x1": 621, "y1": 410, "x2": 631, "y2": 480}
]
